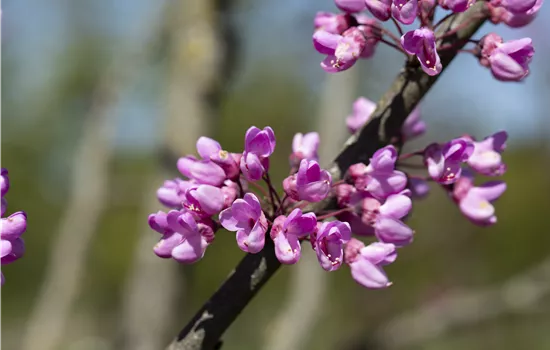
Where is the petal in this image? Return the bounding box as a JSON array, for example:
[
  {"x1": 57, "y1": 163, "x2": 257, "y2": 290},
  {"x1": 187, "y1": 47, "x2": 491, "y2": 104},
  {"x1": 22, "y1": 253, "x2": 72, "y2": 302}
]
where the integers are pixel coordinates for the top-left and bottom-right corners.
[
  {"x1": 350, "y1": 258, "x2": 392, "y2": 288},
  {"x1": 375, "y1": 216, "x2": 414, "y2": 246},
  {"x1": 177, "y1": 211, "x2": 199, "y2": 233},
  {"x1": 243, "y1": 193, "x2": 262, "y2": 219},
  {"x1": 171, "y1": 234, "x2": 208, "y2": 264},
  {"x1": 459, "y1": 192, "x2": 495, "y2": 221},
  {"x1": 401, "y1": 29, "x2": 421, "y2": 55},
  {"x1": 1, "y1": 237, "x2": 25, "y2": 265},
  {"x1": 230, "y1": 199, "x2": 255, "y2": 222},
  {"x1": 365, "y1": 171, "x2": 408, "y2": 199},
  {"x1": 187, "y1": 185, "x2": 224, "y2": 215},
  {"x1": 369, "y1": 146, "x2": 397, "y2": 172},
  {"x1": 0, "y1": 212, "x2": 27, "y2": 240},
  {"x1": 153, "y1": 232, "x2": 184, "y2": 258},
  {"x1": 379, "y1": 194, "x2": 412, "y2": 219},
  {"x1": 273, "y1": 231, "x2": 301, "y2": 264},
  {"x1": 148, "y1": 211, "x2": 171, "y2": 234},
  {"x1": 240, "y1": 152, "x2": 265, "y2": 181},
  {"x1": 1, "y1": 239, "x2": 13, "y2": 258},
  {"x1": 196, "y1": 137, "x2": 222, "y2": 159},
  {"x1": 489, "y1": 52, "x2": 528, "y2": 81},
  {"x1": 219, "y1": 208, "x2": 239, "y2": 231},
  {"x1": 470, "y1": 181, "x2": 507, "y2": 202},
  {"x1": 391, "y1": 0, "x2": 418, "y2": 25},
  {"x1": 424, "y1": 143, "x2": 445, "y2": 180},
  {"x1": 360, "y1": 242, "x2": 396, "y2": 265},
  {"x1": 246, "y1": 216, "x2": 268, "y2": 253}
]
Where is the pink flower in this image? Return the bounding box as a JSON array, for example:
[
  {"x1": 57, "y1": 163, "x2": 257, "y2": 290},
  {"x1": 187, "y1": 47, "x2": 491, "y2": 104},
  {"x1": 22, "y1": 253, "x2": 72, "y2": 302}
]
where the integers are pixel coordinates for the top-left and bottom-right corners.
[
  {"x1": 355, "y1": 15, "x2": 382, "y2": 59},
  {"x1": 157, "y1": 178, "x2": 197, "y2": 208},
  {"x1": 466, "y1": 131, "x2": 507, "y2": 176},
  {"x1": 392, "y1": 0, "x2": 418, "y2": 25},
  {"x1": 183, "y1": 185, "x2": 225, "y2": 218},
  {"x1": 313, "y1": 27, "x2": 367, "y2": 73},
  {"x1": 312, "y1": 220, "x2": 351, "y2": 271},
  {"x1": 502, "y1": 0, "x2": 543, "y2": 27},
  {"x1": 346, "y1": 97, "x2": 376, "y2": 133},
  {"x1": 345, "y1": 238, "x2": 396, "y2": 289},
  {"x1": 290, "y1": 132, "x2": 320, "y2": 167},
  {"x1": 314, "y1": 12, "x2": 351, "y2": 34},
  {"x1": 295, "y1": 159, "x2": 332, "y2": 202},
  {"x1": 219, "y1": 193, "x2": 268, "y2": 253},
  {"x1": 401, "y1": 28, "x2": 442, "y2": 76},
  {"x1": 498, "y1": 0, "x2": 537, "y2": 14},
  {"x1": 335, "y1": 0, "x2": 367, "y2": 12},
  {"x1": 270, "y1": 209, "x2": 317, "y2": 264},
  {"x1": 149, "y1": 210, "x2": 214, "y2": 264},
  {"x1": 0, "y1": 168, "x2": 9, "y2": 197},
  {"x1": 438, "y1": 0, "x2": 475, "y2": 12},
  {"x1": 349, "y1": 146, "x2": 407, "y2": 199},
  {"x1": 365, "y1": 0, "x2": 392, "y2": 21},
  {"x1": 177, "y1": 156, "x2": 226, "y2": 187},
  {"x1": 361, "y1": 194, "x2": 414, "y2": 246},
  {"x1": 452, "y1": 172, "x2": 506, "y2": 226},
  {"x1": 408, "y1": 178, "x2": 430, "y2": 199},
  {"x1": 240, "y1": 126, "x2": 276, "y2": 181},
  {"x1": 487, "y1": 37, "x2": 534, "y2": 82},
  {"x1": 424, "y1": 138, "x2": 474, "y2": 184},
  {"x1": 346, "y1": 97, "x2": 425, "y2": 139}
]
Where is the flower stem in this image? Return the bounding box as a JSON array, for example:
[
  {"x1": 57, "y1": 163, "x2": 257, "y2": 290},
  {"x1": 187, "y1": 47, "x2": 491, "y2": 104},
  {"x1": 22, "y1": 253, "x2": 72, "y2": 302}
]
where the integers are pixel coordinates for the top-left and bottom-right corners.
[
  {"x1": 391, "y1": 17, "x2": 404, "y2": 37},
  {"x1": 248, "y1": 181, "x2": 270, "y2": 200},
  {"x1": 316, "y1": 207, "x2": 355, "y2": 221},
  {"x1": 399, "y1": 151, "x2": 423, "y2": 160},
  {"x1": 434, "y1": 13, "x2": 455, "y2": 31}
]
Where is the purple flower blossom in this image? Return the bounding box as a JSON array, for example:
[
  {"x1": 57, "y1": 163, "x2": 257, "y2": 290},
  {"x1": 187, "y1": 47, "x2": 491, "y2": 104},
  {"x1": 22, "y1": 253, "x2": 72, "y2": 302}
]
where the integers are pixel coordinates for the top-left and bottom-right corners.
[
  {"x1": 177, "y1": 156, "x2": 226, "y2": 187},
  {"x1": 361, "y1": 194, "x2": 414, "y2": 246},
  {"x1": 401, "y1": 106, "x2": 426, "y2": 140},
  {"x1": 392, "y1": 0, "x2": 419, "y2": 25},
  {"x1": 346, "y1": 97, "x2": 376, "y2": 133},
  {"x1": 183, "y1": 185, "x2": 225, "y2": 217},
  {"x1": 1, "y1": 168, "x2": 9, "y2": 197},
  {"x1": 240, "y1": 152, "x2": 268, "y2": 182},
  {"x1": 149, "y1": 210, "x2": 214, "y2": 264},
  {"x1": 401, "y1": 28, "x2": 442, "y2": 76},
  {"x1": 345, "y1": 238, "x2": 396, "y2": 289},
  {"x1": 295, "y1": 159, "x2": 332, "y2": 202},
  {"x1": 157, "y1": 178, "x2": 197, "y2": 208},
  {"x1": 365, "y1": 0, "x2": 392, "y2": 21},
  {"x1": 502, "y1": 0, "x2": 543, "y2": 27},
  {"x1": 349, "y1": 146, "x2": 407, "y2": 199},
  {"x1": 244, "y1": 126, "x2": 276, "y2": 158},
  {"x1": 196, "y1": 137, "x2": 241, "y2": 180},
  {"x1": 355, "y1": 16, "x2": 382, "y2": 59},
  {"x1": 271, "y1": 209, "x2": 317, "y2": 264},
  {"x1": 219, "y1": 193, "x2": 268, "y2": 253},
  {"x1": 424, "y1": 138, "x2": 474, "y2": 184},
  {"x1": 452, "y1": 171, "x2": 506, "y2": 226},
  {"x1": 313, "y1": 27, "x2": 367, "y2": 73},
  {"x1": 335, "y1": 0, "x2": 367, "y2": 12},
  {"x1": 466, "y1": 131, "x2": 507, "y2": 176},
  {"x1": 346, "y1": 97, "x2": 425, "y2": 139},
  {"x1": 290, "y1": 132, "x2": 320, "y2": 167},
  {"x1": 499, "y1": 0, "x2": 537, "y2": 14},
  {"x1": 312, "y1": 220, "x2": 351, "y2": 271},
  {"x1": 221, "y1": 180, "x2": 240, "y2": 209},
  {"x1": 314, "y1": 12, "x2": 351, "y2": 34},
  {"x1": 438, "y1": 0, "x2": 475, "y2": 12},
  {"x1": 1, "y1": 169, "x2": 28, "y2": 286},
  {"x1": 485, "y1": 37, "x2": 534, "y2": 82},
  {"x1": 408, "y1": 178, "x2": 430, "y2": 199}
]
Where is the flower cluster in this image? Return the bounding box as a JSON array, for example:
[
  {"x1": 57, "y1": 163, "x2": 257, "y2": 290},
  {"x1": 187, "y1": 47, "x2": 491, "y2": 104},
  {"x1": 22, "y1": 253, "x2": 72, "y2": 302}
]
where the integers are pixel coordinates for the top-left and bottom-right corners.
[
  {"x1": 149, "y1": 112, "x2": 506, "y2": 289},
  {"x1": 1, "y1": 168, "x2": 28, "y2": 286},
  {"x1": 312, "y1": 0, "x2": 540, "y2": 81}
]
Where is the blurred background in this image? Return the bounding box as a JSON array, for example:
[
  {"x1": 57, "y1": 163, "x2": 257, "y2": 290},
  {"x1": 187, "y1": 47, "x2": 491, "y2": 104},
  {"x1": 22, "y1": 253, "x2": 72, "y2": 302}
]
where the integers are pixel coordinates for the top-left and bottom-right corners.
[{"x1": 2, "y1": 0, "x2": 550, "y2": 349}]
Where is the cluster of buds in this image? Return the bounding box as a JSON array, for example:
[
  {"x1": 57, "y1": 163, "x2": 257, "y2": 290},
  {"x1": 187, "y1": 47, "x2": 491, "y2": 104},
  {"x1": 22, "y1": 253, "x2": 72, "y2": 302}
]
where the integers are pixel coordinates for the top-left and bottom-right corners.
[
  {"x1": 149, "y1": 102, "x2": 507, "y2": 289},
  {"x1": 1, "y1": 168, "x2": 27, "y2": 286},
  {"x1": 313, "y1": 0, "x2": 540, "y2": 81}
]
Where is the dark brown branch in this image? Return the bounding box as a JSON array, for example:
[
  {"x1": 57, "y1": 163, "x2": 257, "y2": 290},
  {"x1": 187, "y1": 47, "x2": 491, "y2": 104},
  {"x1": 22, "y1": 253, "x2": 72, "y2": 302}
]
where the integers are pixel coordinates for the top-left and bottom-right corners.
[{"x1": 165, "y1": 4, "x2": 488, "y2": 350}]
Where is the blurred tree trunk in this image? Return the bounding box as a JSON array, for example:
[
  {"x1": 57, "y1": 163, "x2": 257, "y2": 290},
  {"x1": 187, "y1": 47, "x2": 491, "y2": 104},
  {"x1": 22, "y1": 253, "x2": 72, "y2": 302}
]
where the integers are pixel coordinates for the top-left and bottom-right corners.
[
  {"x1": 263, "y1": 69, "x2": 359, "y2": 350},
  {"x1": 120, "y1": 1, "x2": 236, "y2": 350},
  {"x1": 20, "y1": 62, "x2": 120, "y2": 350}
]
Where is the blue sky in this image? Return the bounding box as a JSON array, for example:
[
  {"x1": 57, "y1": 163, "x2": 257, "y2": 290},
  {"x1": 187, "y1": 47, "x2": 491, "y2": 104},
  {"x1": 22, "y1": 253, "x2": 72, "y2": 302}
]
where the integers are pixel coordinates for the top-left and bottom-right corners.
[{"x1": 3, "y1": 0, "x2": 549, "y2": 150}]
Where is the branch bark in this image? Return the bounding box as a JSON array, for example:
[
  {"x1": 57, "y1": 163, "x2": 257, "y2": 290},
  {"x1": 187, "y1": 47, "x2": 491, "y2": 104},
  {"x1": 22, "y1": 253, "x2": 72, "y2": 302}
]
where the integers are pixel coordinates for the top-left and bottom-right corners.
[{"x1": 165, "y1": 4, "x2": 488, "y2": 349}]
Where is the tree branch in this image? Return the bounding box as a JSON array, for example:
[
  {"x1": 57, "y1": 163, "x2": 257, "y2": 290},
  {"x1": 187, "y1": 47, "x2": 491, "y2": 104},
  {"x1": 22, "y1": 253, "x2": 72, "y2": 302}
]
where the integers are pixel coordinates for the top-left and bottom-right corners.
[{"x1": 165, "y1": 4, "x2": 488, "y2": 350}]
